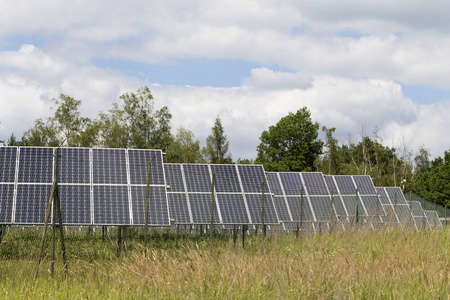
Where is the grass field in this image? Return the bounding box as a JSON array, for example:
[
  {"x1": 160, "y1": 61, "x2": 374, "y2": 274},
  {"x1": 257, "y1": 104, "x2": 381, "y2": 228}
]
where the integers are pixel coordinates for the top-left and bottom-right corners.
[{"x1": 0, "y1": 227, "x2": 449, "y2": 299}]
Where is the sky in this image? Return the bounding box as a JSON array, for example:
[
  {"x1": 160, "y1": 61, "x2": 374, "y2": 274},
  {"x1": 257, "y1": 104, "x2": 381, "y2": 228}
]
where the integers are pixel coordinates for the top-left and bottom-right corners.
[{"x1": 1, "y1": 1, "x2": 450, "y2": 161}]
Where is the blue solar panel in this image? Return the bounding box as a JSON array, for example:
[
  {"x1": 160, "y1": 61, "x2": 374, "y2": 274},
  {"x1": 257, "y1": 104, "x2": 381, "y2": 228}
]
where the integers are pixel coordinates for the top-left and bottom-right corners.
[
  {"x1": 183, "y1": 165, "x2": 212, "y2": 193},
  {"x1": 131, "y1": 186, "x2": 170, "y2": 225},
  {"x1": 92, "y1": 148, "x2": 127, "y2": 184},
  {"x1": 409, "y1": 201, "x2": 425, "y2": 217},
  {"x1": 237, "y1": 165, "x2": 267, "y2": 193},
  {"x1": 309, "y1": 196, "x2": 333, "y2": 221},
  {"x1": 244, "y1": 194, "x2": 278, "y2": 224},
  {"x1": 376, "y1": 187, "x2": 391, "y2": 205},
  {"x1": 340, "y1": 195, "x2": 366, "y2": 217},
  {"x1": 385, "y1": 187, "x2": 408, "y2": 205},
  {"x1": 324, "y1": 176, "x2": 338, "y2": 195},
  {"x1": 286, "y1": 196, "x2": 314, "y2": 222},
  {"x1": 58, "y1": 185, "x2": 91, "y2": 224},
  {"x1": 395, "y1": 204, "x2": 412, "y2": 224},
  {"x1": 14, "y1": 184, "x2": 52, "y2": 224},
  {"x1": 18, "y1": 147, "x2": 54, "y2": 183},
  {"x1": 167, "y1": 193, "x2": 191, "y2": 224},
  {"x1": 210, "y1": 165, "x2": 241, "y2": 193},
  {"x1": 57, "y1": 148, "x2": 90, "y2": 184},
  {"x1": 93, "y1": 185, "x2": 130, "y2": 225},
  {"x1": 353, "y1": 176, "x2": 377, "y2": 195},
  {"x1": 331, "y1": 195, "x2": 348, "y2": 220},
  {"x1": 164, "y1": 164, "x2": 185, "y2": 192},
  {"x1": 0, "y1": 147, "x2": 17, "y2": 183},
  {"x1": 267, "y1": 173, "x2": 283, "y2": 196},
  {"x1": 188, "y1": 193, "x2": 220, "y2": 224},
  {"x1": 272, "y1": 196, "x2": 291, "y2": 221},
  {"x1": 279, "y1": 173, "x2": 303, "y2": 195},
  {"x1": 301, "y1": 173, "x2": 329, "y2": 195},
  {"x1": 217, "y1": 193, "x2": 249, "y2": 224},
  {"x1": 0, "y1": 184, "x2": 14, "y2": 223},
  {"x1": 333, "y1": 176, "x2": 357, "y2": 195},
  {"x1": 128, "y1": 149, "x2": 165, "y2": 185},
  {"x1": 359, "y1": 195, "x2": 382, "y2": 216}
]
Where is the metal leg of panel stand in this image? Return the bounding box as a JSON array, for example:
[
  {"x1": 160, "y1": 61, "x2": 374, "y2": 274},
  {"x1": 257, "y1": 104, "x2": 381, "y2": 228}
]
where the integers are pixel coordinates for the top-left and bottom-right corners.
[
  {"x1": 117, "y1": 226, "x2": 122, "y2": 257},
  {"x1": 233, "y1": 225, "x2": 238, "y2": 247},
  {"x1": 242, "y1": 225, "x2": 247, "y2": 250},
  {"x1": 102, "y1": 226, "x2": 106, "y2": 242}
]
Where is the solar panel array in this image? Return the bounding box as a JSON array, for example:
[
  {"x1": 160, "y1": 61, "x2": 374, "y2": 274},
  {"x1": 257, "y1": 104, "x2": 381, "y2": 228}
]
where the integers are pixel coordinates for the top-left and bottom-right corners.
[
  {"x1": 424, "y1": 210, "x2": 443, "y2": 229},
  {"x1": 0, "y1": 146, "x2": 170, "y2": 226},
  {"x1": 376, "y1": 187, "x2": 411, "y2": 226},
  {"x1": 266, "y1": 172, "x2": 338, "y2": 231},
  {"x1": 325, "y1": 175, "x2": 384, "y2": 227},
  {"x1": 164, "y1": 163, "x2": 279, "y2": 225},
  {"x1": 408, "y1": 201, "x2": 430, "y2": 230}
]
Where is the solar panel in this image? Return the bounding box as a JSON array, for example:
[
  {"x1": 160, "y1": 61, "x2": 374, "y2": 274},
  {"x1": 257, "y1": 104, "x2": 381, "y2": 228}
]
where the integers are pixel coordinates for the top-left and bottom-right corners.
[
  {"x1": 331, "y1": 195, "x2": 348, "y2": 219},
  {"x1": 93, "y1": 185, "x2": 130, "y2": 225},
  {"x1": 244, "y1": 194, "x2": 279, "y2": 224},
  {"x1": 188, "y1": 193, "x2": 220, "y2": 224},
  {"x1": 340, "y1": 195, "x2": 366, "y2": 218},
  {"x1": 301, "y1": 173, "x2": 329, "y2": 195},
  {"x1": 128, "y1": 149, "x2": 165, "y2": 185},
  {"x1": 58, "y1": 185, "x2": 91, "y2": 224},
  {"x1": 237, "y1": 165, "x2": 267, "y2": 193},
  {"x1": 385, "y1": 187, "x2": 408, "y2": 205},
  {"x1": 167, "y1": 193, "x2": 191, "y2": 224},
  {"x1": 131, "y1": 186, "x2": 170, "y2": 225},
  {"x1": 333, "y1": 176, "x2": 356, "y2": 195},
  {"x1": 57, "y1": 148, "x2": 90, "y2": 184},
  {"x1": 18, "y1": 147, "x2": 54, "y2": 183},
  {"x1": 183, "y1": 164, "x2": 212, "y2": 193},
  {"x1": 14, "y1": 184, "x2": 52, "y2": 224},
  {"x1": 324, "y1": 176, "x2": 338, "y2": 194},
  {"x1": 376, "y1": 187, "x2": 391, "y2": 205},
  {"x1": 286, "y1": 196, "x2": 314, "y2": 222},
  {"x1": 210, "y1": 165, "x2": 241, "y2": 193},
  {"x1": 409, "y1": 201, "x2": 425, "y2": 217},
  {"x1": 0, "y1": 184, "x2": 14, "y2": 223},
  {"x1": 0, "y1": 147, "x2": 17, "y2": 183},
  {"x1": 92, "y1": 148, "x2": 127, "y2": 184},
  {"x1": 382, "y1": 204, "x2": 399, "y2": 223},
  {"x1": 217, "y1": 193, "x2": 249, "y2": 224},
  {"x1": 279, "y1": 173, "x2": 303, "y2": 195},
  {"x1": 394, "y1": 204, "x2": 412, "y2": 224},
  {"x1": 267, "y1": 173, "x2": 283, "y2": 196},
  {"x1": 424, "y1": 210, "x2": 442, "y2": 228},
  {"x1": 164, "y1": 164, "x2": 185, "y2": 192},
  {"x1": 360, "y1": 195, "x2": 383, "y2": 216},
  {"x1": 309, "y1": 196, "x2": 334, "y2": 221},
  {"x1": 353, "y1": 176, "x2": 377, "y2": 195},
  {"x1": 272, "y1": 196, "x2": 291, "y2": 221}
]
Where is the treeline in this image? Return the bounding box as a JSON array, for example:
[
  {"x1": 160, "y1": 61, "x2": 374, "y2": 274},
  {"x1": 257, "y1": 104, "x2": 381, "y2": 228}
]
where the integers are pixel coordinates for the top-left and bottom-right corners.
[{"x1": 3, "y1": 86, "x2": 449, "y2": 208}]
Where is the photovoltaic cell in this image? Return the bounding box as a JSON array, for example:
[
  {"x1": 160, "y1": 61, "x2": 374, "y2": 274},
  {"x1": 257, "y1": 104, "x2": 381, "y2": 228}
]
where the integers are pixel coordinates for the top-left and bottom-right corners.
[
  {"x1": 309, "y1": 196, "x2": 333, "y2": 221},
  {"x1": 279, "y1": 173, "x2": 303, "y2": 195},
  {"x1": 376, "y1": 187, "x2": 391, "y2": 205},
  {"x1": 0, "y1": 147, "x2": 17, "y2": 182},
  {"x1": 286, "y1": 196, "x2": 314, "y2": 222},
  {"x1": 92, "y1": 149, "x2": 127, "y2": 184},
  {"x1": 301, "y1": 173, "x2": 329, "y2": 195},
  {"x1": 238, "y1": 165, "x2": 267, "y2": 193},
  {"x1": 353, "y1": 176, "x2": 377, "y2": 195},
  {"x1": 385, "y1": 187, "x2": 408, "y2": 205},
  {"x1": 267, "y1": 173, "x2": 283, "y2": 196},
  {"x1": 272, "y1": 196, "x2": 291, "y2": 221},
  {"x1": 131, "y1": 186, "x2": 170, "y2": 225},
  {"x1": 58, "y1": 185, "x2": 91, "y2": 224},
  {"x1": 57, "y1": 148, "x2": 90, "y2": 184},
  {"x1": 93, "y1": 185, "x2": 130, "y2": 225},
  {"x1": 0, "y1": 184, "x2": 14, "y2": 223},
  {"x1": 183, "y1": 165, "x2": 211, "y2": 193},
  {"x1": 167, "y1": 193, "x2": 190, "y2": 224},
  {"x1": 244, "y1": 194, "x2": 278, "y2": 224},
  {"x1": 18, "y1": 147, "x2": 54, "y2": 183},
  {"x1": 324, "y1": 176, "x2": 338, "y2": 195},
  {"x1": 188, "y1": 193, "x2": 220, "y2": 224},
  {"x1": 333, "y1": 176, "x2": 356, "y2": 195},
  {"x1": 15, "y1": 184, "x2": 52, "y2": 224},
  {"x1": 210, "y1": 165, "x2": 241, "y2": 193},
  {"x1": 128, "y1": 149, "x2": 165, "y2": 185},
  {"x1": 164, "y1": 164, "x2": 185, "y2": 192},
  {"x1": 217, "y1": 193, "x2": 249, "y2": 224}
]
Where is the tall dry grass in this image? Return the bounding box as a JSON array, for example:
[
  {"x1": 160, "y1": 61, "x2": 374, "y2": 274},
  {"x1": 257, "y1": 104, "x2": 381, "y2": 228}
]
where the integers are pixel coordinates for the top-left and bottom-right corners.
[{"x1": 0, "y1": 227, "x2": 449, "y2": 299}]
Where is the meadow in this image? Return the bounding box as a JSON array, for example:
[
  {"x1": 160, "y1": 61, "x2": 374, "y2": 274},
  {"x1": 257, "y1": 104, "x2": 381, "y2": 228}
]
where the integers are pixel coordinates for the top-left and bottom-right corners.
[{"x1": 0, "y1": 227, "x2": 449, "y2": 299}]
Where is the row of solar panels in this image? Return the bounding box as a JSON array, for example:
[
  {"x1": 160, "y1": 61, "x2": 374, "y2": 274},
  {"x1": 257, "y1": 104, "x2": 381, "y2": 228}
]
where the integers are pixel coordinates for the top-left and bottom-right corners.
[{"x1": 0, "y1": 147, "x2": 443, "y2": 229}]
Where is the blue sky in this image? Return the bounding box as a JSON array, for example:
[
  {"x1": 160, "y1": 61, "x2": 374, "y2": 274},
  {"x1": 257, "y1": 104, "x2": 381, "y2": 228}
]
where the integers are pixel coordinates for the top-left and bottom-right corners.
[{"x1": 1, "y1": 0, "x2": 450, "y2": 160}]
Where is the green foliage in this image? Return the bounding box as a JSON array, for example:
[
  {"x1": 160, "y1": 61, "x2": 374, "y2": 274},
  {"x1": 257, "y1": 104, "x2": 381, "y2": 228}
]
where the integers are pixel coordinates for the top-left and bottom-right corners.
[
  {"x1": 22, "y1": 118, "x2": 60, "y2": 146},
  {"x1": 256, "y1": 107, "x2": 323, "y2": 171},
  {"x1": 203, "y1": 115, "x2": 232, "y2": 163},
  {"x1": 166, "y1": 127, "x2": 203, "y2": 163}
]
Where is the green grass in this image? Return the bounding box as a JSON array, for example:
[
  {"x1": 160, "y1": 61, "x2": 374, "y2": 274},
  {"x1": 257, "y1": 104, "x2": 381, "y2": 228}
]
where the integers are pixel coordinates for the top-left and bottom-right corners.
[{"x1": 0, "y1": 228, "x2": 449, "y2": 299}]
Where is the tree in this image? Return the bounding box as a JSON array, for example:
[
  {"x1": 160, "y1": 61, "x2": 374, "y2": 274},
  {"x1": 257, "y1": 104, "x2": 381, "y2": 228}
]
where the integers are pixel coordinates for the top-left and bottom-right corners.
[
  {"x1": 22, "y1": 118, "x2": 60, "y2": 147},
  {"x1": 97, "y1": 104, "x2": 129, "y2": 148},
  {"x1": 203, "y1": 115, "x2": 232, "y2": 164},
  {"x1": 322, "y1": 126, "x2": 339, "y2": 174},
  {"x1": 255, "y1": 107, "x2": 323, "y2": 171},
  {"x1": 414, "y1": 146, "x2": 431, "y2": 176},
  {"x1": 166, "y1": 127, "x2": 203, "y2": 163}
]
